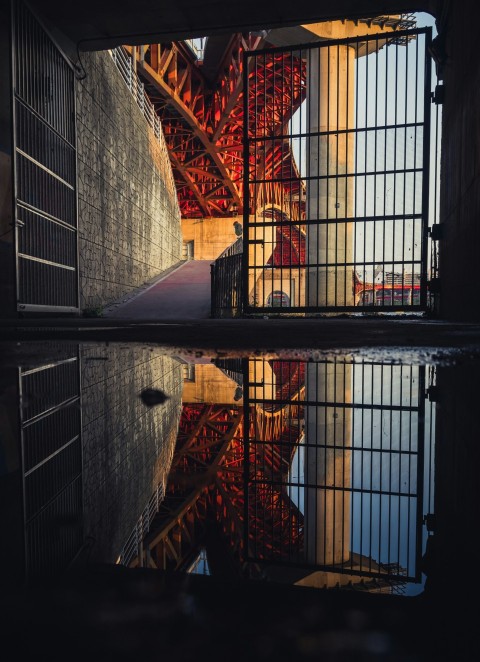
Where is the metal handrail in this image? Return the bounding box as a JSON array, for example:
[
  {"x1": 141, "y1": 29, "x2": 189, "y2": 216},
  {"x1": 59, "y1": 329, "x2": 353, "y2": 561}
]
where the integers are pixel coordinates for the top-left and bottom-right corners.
[
  {"x1": 109, "y1": 47, "x2": 180, "y2": 216},
  {"x1": 117, "y1": 481, "x2": 166, "y2": 567}
]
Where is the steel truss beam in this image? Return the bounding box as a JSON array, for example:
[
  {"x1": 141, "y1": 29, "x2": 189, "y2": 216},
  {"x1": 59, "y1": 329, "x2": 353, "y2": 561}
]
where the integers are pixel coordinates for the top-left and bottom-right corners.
[{"x1": 126, "y1": 35, "x2": 304, "y2": 220}]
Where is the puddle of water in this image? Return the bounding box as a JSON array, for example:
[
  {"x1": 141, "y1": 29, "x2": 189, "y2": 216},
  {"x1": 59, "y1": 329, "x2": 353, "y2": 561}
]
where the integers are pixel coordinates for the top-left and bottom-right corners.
[{"x1": 1, "y1": 339, "x2": 477, "y2": 659}]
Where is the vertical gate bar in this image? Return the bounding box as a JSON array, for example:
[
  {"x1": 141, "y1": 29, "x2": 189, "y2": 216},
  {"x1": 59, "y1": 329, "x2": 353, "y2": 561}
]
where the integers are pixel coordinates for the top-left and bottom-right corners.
[
  {"x1": 421, "y1": 30, "x2": 433, "y2": 309},
  {"x1": 368, "y1": 364, "x2": 374, "y2": 573},
  {"x1": 373, "y1": 37, "x2": 378, "y2": 309},
  {"x1": 354, "y1": 41, "x2": 359, "y2": 303},
  {"x1": 363, "y1": 48, "x2": 368, "y2": 304},
  {"x1": 210, "y1": 262, "x2": 214, "y2": 318},
  {"x1": 334, "y1": 44, "x2": 339, "y2": 307},
  {"x1": 382, "y1": 41, "x2": 388, "y2": 301},
  {"x1": 411, "y1": 34, "x2": 419, "y2": 301},
  {"x1": 321, "y1": 361, "x2": 326, "y2": 566},
  {"x1": 393, "y1": 40, "x2": 399, "y2": 303},
  {"x1": 359, "y1": 361, "x2": 365, "y2": 570},
  {"x1": 242, "y1": 48, "x2": 250, "y2": 313},
  {"x1": 402, "y1": 40, "x2": 408, "y2": 305},
  {"x1": 407, "y1": 365, "x2": 414, "y2": 576},
  {"x1": 332, "y1": 361, "x2": 337, "y2": 565},
  {"x1": 386, "y1": 366, "x2": 392, "y2": 566},
  {"x1": 349, "y1": 363, "x2": 355, "y2": 572},
  {"x1": 432, "y1": 99, "x2": 440, "y2": 308},
  {"x1": 264, "y1": 52, "x2": 268, "y2": 308},
  {"x1": 325, "y1": 45, "x2": 330, "y2": 306},
  {"x1": 415, "y1": 366, "x2": 426, "y2": 581},
  {"x1": 378, "y1": 364, "x2": 384, "y2": 573},
  {"x1": 397, "y1": 365, "x2": 403, "y2": 571},
  {"x1": 413, "y1": 34, "x2": 420, "y2": 296},
  {"x1": 289, "y1": 50, "x2": 295, "y2": 308},
  {"x1": 343, "y1": 361, "x2": 347, "y2": 566},
  {"x1": 298, "y1": 51, "x2": 308, "y2": 310},
  {"x1": 243, "y1": 358, "x2": 250, "y2": 563},
  {"x1": 345, "y1": 42, "x2": 351, "y2": 309},
  {"x1": 304, "y1": 47, "x2": 309, "y2": 308}
]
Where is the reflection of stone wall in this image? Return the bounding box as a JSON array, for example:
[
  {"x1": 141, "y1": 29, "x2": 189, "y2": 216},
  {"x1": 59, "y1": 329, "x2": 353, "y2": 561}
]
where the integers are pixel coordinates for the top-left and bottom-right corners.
[
  {"x1": 76, "y1": 51, "x2": 182, "y2": 310},
  {"x1": 81, "y1": 345, "x2": 182, "y2": 563}
]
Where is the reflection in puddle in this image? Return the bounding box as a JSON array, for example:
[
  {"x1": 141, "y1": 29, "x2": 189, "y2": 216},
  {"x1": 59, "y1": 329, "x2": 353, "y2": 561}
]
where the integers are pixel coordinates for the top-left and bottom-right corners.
[
  {"x1": 124, "y1": 358, "x2": 434, "y2": 596},
  {"x1": 4, "y1": 339, "x2": 480, "y2": 658},
  {"x1": 0, "y1": 343, "x2": 450, "y2": 598}
]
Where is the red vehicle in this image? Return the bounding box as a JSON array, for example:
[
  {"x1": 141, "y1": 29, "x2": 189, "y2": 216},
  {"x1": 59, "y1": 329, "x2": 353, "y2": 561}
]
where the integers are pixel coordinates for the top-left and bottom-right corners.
[{"x1": 356, "y1": 284, "x2": 421, "y2": 307}]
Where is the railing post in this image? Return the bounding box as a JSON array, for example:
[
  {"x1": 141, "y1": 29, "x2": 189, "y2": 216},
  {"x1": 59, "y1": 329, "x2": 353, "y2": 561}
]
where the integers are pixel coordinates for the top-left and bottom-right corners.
[{"x1": 210, "y1": 262, "x2": 215, "y2": 318}]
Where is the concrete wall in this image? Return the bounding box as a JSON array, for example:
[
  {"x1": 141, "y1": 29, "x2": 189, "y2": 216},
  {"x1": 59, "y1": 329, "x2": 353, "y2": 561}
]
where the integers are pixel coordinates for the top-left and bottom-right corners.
[
  {"x1": 252, "y1": 269, "x2": 306, "y2": 308},
  {"x1": 76, "y1": 51, "x2": 182, "y2": 311},
  {"x1": 81, "y1": 345, "x2": 182, "y2": 562},
  {"x1": 182, "y1": 216, "x2": 241, "y2": 260},
  {"x1": 439, "y1": 0, "x2": 480, "y2": 321}
]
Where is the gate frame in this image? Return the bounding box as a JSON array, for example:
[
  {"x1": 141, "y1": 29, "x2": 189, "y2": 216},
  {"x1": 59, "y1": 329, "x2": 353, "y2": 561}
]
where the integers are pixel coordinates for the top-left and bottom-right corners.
[
  {"x1": 11, "y1": 0, "x2": 80, "y2": 315},
  {"x1": 242, "y1": 27, "x2": 433, "y2": 316}
]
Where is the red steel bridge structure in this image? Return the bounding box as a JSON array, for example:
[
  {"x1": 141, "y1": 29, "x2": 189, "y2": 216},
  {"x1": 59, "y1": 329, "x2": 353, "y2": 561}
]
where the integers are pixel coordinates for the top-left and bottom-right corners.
[
  {"x1": 127, "y1": 35, "x2": 305, "y2": 219},
  {"x1": 127, "y1": 34, "x2": 306, "y2": 265}
]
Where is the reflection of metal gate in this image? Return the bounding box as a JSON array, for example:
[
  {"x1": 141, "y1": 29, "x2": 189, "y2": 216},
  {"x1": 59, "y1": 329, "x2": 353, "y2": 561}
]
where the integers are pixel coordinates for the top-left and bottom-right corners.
[
  {"x1": 243, "y1": 27, "x2": 433, "y2": 314},
  {"x1": 19, "y1": 351, "x2": 83, "y2": 579},
  {"x1": 12, "y1": 2, "x2": 78, "y2": 313},
  {"x1": 244, "y1": 359, "x2": 432, "y2": 588}
]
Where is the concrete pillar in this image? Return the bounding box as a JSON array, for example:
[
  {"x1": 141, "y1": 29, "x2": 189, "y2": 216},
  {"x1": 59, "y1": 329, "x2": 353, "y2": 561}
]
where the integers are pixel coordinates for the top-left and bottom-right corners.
[
  {"x1": 305, "y1": 362, "x2": 352, "y2": 566},
  {"x1": 306, "y1": 44, "x2": 355, "y2": 308},
  {"x1": 304, "y1": 45, "x2": 355, "y2": 567}
]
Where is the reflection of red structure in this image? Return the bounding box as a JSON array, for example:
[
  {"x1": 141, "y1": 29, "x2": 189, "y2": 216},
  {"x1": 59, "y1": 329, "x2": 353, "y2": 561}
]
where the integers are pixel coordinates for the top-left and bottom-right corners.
[{"x1": 129, "y1": 363, "x2": 305, "y2": 573}]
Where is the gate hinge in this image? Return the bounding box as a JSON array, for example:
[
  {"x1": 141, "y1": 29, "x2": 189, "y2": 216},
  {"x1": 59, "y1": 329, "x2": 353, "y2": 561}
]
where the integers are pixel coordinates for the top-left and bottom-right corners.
[
  {"x1": 423, "y1": 513, "x2": 437, "y2": 532},
  {"x1": 427, "y1": 278, "x2": 441, "y2": 294},
  {"x1": 428, "y1": 223, "x2": 443, "y2": 241},
  {"x1": 431, "y1": 83, "x2": 444, "y2": 105},
  {"x1": 427, "y1": 385, "x2": 440, "y2": 402}
]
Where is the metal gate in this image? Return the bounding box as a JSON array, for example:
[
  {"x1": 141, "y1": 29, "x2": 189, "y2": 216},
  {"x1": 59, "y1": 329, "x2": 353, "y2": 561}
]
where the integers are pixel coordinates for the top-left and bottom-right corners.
[
  {"x1": 243, "y1": 26, "x2": 433, "y2": 314},
  {"x1": 12, "y1": 2, "x2": 78, "y2": 313}
]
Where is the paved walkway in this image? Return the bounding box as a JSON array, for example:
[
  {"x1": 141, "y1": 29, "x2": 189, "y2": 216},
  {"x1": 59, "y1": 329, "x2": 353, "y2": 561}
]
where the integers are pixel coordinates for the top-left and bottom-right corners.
[{"x1": 104, "y1": 260, "x2": 212, "y2": 319}]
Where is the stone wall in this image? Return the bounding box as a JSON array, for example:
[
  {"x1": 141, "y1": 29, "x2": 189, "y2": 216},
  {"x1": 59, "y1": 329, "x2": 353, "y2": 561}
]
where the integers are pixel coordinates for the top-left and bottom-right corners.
[
  {"x1": 81, "y1": 345, "x2": 183, "y2": 562},
  {"x1": 76, "y1": 51, "x2": 182, "y2": 311}
]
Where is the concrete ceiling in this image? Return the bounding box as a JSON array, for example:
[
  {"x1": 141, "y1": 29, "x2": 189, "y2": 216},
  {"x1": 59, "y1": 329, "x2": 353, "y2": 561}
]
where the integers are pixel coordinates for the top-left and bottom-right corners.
[{"x1": 28, "y1": 0, "x2": 439, "y2": 51}]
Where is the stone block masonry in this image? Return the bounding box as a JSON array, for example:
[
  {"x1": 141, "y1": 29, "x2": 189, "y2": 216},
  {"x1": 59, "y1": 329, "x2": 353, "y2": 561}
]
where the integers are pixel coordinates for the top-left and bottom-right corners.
[
  {"x1": 81, "y1": 345, "x2": 183, "y2": 563},
  {"x1": 76, "y1": 51, "x2": 182, "y2": 311}
]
